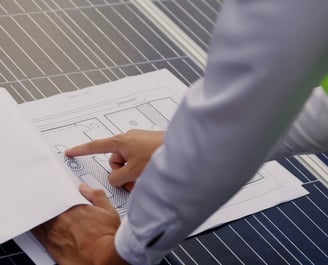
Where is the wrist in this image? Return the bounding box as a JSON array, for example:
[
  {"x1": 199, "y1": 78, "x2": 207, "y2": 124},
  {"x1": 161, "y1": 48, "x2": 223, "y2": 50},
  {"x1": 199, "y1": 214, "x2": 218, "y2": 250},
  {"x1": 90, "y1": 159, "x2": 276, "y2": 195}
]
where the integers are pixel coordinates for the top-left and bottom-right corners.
[
  {"x1": 94, "y1": 236, "x2": 130, "y2": 265},
  {"x1": 109, "y1": 242, "x2": 130, "y2": 265}
]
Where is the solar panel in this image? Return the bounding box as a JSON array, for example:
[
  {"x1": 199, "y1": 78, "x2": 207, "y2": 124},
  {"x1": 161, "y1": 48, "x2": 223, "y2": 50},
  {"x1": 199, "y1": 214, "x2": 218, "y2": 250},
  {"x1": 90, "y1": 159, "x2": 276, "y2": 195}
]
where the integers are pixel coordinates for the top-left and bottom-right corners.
[
  {"x1": 153, "y1": 0, "x2": 221, "y2": 52},
  {"x1": 0, "y1": 1, "x2": 327, "y2": 265},
  {"x1": 0, "y1": 0, "x2": 202, "y2": 104}
]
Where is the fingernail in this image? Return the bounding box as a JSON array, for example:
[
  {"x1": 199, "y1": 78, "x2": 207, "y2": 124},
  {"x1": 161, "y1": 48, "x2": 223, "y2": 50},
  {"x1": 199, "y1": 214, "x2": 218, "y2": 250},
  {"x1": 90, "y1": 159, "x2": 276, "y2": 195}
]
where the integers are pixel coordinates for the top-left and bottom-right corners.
[{"x1": 65, "y1": 148, "x2": 71, "y2": 154}]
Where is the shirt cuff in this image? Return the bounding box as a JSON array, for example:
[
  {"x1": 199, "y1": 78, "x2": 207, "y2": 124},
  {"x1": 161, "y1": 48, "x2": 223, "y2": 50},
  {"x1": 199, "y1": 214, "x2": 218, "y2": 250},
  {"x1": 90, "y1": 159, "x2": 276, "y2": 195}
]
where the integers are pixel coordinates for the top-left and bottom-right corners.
[{"x1": 115, "y1": 216, "x2": 168, "y2": 265}]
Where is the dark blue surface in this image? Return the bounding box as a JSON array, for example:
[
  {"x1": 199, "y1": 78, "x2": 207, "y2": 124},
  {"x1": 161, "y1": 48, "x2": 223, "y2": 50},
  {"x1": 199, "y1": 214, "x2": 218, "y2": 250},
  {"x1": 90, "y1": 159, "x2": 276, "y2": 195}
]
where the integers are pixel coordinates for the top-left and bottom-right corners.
[{"x1": 158, "y1": 157, "x2": 328, "y2": 265}]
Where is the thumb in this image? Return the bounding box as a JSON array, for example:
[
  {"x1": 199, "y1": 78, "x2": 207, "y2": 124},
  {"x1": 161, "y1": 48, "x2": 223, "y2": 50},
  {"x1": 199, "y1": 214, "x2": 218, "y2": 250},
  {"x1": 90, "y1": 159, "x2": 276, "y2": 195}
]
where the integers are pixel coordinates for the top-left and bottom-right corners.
[{"x1": 79, "y1": 183, "x2": 114, "y2": 210}]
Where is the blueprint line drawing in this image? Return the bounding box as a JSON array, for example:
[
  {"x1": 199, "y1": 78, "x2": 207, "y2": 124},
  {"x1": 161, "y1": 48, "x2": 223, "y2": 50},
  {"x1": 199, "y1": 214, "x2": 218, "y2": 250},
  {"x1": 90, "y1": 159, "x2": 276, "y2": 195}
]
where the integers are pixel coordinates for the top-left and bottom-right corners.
[
  {"x1": 32, "y1": 87, "x2": 274, "y2": 216},
  {"x1": 61, "y1": 153, "x2": 129, "y2": 215},
  {"x1": 32, "y1": 87, "x2": 183, "y2": 218},
  {"x1": 105, "y1": 98, "x2": 177, "y2": 132}
]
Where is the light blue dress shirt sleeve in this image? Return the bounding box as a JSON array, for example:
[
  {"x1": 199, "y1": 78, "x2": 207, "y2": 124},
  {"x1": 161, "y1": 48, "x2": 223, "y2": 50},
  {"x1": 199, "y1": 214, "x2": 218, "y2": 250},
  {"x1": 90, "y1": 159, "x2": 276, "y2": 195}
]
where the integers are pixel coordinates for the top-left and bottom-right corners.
[
  {"x1": 115, "y1": 0, "x2": 328, "y2": 264},
  {"x1": 268, "y1": 86, "x2": 328, "y2": 160}
]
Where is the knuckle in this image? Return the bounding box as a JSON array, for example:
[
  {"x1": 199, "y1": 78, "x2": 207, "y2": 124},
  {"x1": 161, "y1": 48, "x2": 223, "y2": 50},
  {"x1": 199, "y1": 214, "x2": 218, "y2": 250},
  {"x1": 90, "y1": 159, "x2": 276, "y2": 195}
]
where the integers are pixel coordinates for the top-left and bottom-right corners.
[
  {"x1": 110, "y1": 136, "x2": 122, "y2": 145},
  {"x1": 55, "y1": 212, "x2": 70, "y2": 223},
  {"x1": 126, "y1": 129, "x2": 138, "y2": 134},
  {"x1": 92, "y1": 188, "x2": 106, "y2": 197},
  {"x1": 90, "y1": 139, "x2": 101, "y2": 150},
  {"x1": 47, "y1": 228, "x2": 61, "y2": 241}
]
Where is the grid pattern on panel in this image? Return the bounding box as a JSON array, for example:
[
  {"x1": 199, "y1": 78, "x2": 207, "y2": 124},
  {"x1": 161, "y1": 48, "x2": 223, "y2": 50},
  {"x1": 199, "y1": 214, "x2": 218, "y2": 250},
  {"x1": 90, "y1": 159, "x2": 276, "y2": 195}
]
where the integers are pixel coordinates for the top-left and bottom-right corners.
[
  {"x1": 0, "y1": 0, "x2": 202, "y2": 103},
  {"x1": 163, "y1": 157, "x2": 328, "y2": 265},
  {"x1": 153, "y1": 0, "x2": 222, "y2": 52}
]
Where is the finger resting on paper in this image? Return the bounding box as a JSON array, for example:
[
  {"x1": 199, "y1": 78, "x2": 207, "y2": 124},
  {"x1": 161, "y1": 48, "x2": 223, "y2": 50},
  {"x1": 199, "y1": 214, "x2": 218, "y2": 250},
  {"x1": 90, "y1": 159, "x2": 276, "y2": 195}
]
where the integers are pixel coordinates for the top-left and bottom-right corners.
[
  {"x1": 79, "y1": 183, "x2": 114, "y2": 210},
  {"x1": 109, "y1": 153, "x2": 126, "y2": 169},
  {"x1": 108, "y1": 166, "x2": 133, "y2": 187},
  {"x1": 66, "y1": 138, "x2": 116, "y2": 156}
]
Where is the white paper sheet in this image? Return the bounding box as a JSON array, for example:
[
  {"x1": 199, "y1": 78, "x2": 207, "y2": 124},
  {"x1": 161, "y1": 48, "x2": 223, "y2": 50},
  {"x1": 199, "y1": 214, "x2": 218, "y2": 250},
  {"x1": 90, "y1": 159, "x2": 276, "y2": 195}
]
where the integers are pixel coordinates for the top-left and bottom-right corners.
[
  {"x1": 9, "y1": 70, "x2": 308, "y2": 264},
  {"x1": 0, "y1": 89, "x2": 89, "y2": 245},
  {"x1": 191, "y1": 161, "x2": 307, "y2": 235}
]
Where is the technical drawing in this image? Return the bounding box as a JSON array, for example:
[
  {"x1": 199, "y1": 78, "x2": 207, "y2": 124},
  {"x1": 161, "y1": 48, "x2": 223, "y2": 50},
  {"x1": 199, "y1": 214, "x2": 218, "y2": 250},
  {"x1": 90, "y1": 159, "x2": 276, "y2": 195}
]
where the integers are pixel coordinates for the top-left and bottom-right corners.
[
  {"x1": 42, "y1": 118, "x2": 114, "y2": 149},
  {"x1": 39, "y1": 99, "x2": 267, "y2": 218},
  {"x1": 41, "y1": 119, "x2": 129, "y2": 216},
  {"x1": 59, "y1": 153, "x2": 129, "y2": 216},
  {"x1": 105, "y1": 98, "x2": 175, "y2": 132},
  {"x1": 34, "y1": 98, "x2": 180, "y2": 217}
]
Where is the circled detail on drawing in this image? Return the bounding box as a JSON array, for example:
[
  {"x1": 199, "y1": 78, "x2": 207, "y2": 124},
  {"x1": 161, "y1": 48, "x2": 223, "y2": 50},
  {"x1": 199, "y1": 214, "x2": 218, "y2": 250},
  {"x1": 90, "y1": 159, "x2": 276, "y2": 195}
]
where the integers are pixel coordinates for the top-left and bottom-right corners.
[
  {"x1": 129, "y1": 120, "x2": 138, "y2": 126},
  {"x1": 66, "y1": 159, "x2": 83, "y2": 171}
]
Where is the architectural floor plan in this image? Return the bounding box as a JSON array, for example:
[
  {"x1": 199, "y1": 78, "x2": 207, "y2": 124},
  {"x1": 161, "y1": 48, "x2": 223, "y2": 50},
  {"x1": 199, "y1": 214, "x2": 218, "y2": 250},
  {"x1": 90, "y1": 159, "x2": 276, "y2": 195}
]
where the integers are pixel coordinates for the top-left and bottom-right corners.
[
  {"x1": 13, "y1": 70, "x2": 308, "y2": 264},
  {"x1": 26, "y1": 71, "x2": 183, "y2": 217}
]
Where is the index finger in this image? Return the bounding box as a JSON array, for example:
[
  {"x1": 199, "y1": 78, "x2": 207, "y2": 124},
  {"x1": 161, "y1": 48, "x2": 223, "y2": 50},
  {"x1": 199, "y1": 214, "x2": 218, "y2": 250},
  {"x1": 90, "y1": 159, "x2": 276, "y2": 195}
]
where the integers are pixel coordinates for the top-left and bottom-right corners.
[{"x1": 65, "y1": 138, "x2": 118, "y2": 157}]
